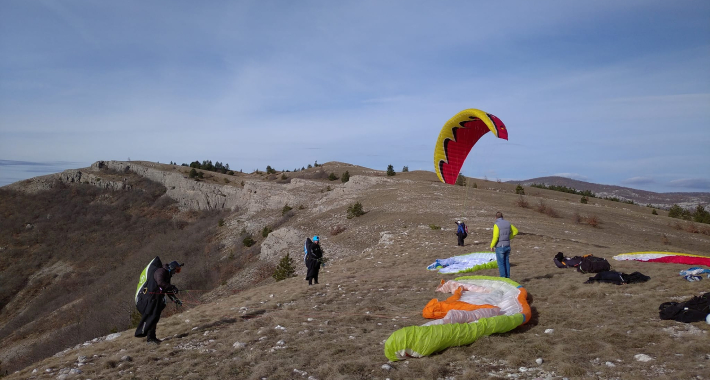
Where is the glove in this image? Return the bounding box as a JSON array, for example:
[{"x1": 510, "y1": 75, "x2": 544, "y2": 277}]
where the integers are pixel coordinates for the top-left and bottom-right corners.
[
  {"x1": 172, "y1": 286, "x2": 179, "y2": 295},
  {"x1": 175, "y1": 299, "x2": 183, "y2": 306}
]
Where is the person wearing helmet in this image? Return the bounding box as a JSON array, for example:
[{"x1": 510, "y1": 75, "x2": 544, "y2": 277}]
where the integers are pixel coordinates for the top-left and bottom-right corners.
[
  {"x1": 137, "y1": 260, "x2": 183, "y2": 344},
  {"x1": 304, "y1": 236, "x2": 323, "y2": 285}
]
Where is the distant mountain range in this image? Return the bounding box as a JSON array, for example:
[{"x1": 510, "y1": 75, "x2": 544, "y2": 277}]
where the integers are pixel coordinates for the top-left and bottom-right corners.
[{"x1": 508, "y1": 176, "x2": 710, "y2": 210}]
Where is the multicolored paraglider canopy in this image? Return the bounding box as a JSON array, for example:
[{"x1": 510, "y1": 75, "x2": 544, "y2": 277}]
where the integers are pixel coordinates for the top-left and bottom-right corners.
[
  {"x1": 613, "y1": 252, "x2": 710, "y2": 267},
  {"x1": 434, "y1": 109, "x2": 508, "y2": 184},
  {"x1": 384, "y1": 276, "x2": 530, "y2": 361}
]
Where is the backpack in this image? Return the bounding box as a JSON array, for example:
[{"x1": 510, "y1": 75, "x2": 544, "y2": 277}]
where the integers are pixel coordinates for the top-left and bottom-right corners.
[
  {"x1": 135, "y1": 256, "x2": 163, "y2": 314},
  {"x1": 458, "y1": 223, "x2": 468, "y2": 238},
  {"x1": 577, "y1": 255, "x2": 611, "y2": 274},
  {"x1": 304, "y1": 238, "x2": 312, "y2": 265},
  {"x1": 659, "y1": 292, "x2": 710, "y2": 323}
]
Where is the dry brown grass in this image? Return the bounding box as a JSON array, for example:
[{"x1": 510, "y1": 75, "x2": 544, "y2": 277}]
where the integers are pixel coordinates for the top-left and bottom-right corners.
[
  {"x1": 536, "y1": 200, "x2": 559, "y2": 218},
  {"x1": 3, "y1": 161, "x2": 710, "y2": 380},
  {"x1": 661, "y1": 233, "x2": 671, "y2": 245},
  {"x1": 515, "y1": 195, "x2": 530, "y2": 209},
  {"x1": 330, "y1": 224, "x2": 347, "y2": 236}
]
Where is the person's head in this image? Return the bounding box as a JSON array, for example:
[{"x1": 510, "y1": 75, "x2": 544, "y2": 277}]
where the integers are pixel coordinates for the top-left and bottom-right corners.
[
  {"x1": 495, "y1": 211, "x2": 503, "y2": 219},
  {"x1": 168, "y1": 261, "x2": 184, "y2": 274},
  {"x1": 313, "y1": 236, "x2": 319, "y2": 244}
]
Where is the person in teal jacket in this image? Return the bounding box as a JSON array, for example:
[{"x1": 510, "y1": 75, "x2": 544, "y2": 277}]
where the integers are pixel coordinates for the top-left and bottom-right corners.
[{"x1": 489, "y1": 212, "x2": 518, "y2": 278}]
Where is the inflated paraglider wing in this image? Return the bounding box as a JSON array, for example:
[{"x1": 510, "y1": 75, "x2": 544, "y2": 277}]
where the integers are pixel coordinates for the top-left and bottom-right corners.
[
  {"x1": 613, "y1": 252, "x2": 710, "y2": 266},
  {"x1": 434, "y1": 109, "x2": 508, "y2": 184}
]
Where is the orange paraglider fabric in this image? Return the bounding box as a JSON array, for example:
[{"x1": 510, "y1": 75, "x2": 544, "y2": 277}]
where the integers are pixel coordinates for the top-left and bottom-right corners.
[{"x1": 422, "y1": 286, "x2": 497, "y2": 319}]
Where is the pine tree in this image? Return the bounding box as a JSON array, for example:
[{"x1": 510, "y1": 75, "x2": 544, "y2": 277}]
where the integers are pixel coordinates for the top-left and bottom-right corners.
[
  {"x1": 341, "y1": 170, "x2": 350, "y2": 183},
  {"x1": 273, "y1": 253, "x2": 296, "y2": 281},
  {"x1": 386, "y1": 164, "x2": 395, "y2": 176}
]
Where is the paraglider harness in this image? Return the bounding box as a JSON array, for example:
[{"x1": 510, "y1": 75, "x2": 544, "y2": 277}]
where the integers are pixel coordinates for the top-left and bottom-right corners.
[
  {"x1": 304, "y1": 238, "x2": 325, "y2": 267},
  {"x1": 135, "y1": 256, "x2": 183, "y2": 312},
  {"x1": 456, "y1": 222, "x2": 468, "y2": 239}
]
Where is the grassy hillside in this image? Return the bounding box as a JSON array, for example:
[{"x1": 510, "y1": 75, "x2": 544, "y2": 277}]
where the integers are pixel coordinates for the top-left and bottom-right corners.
[{"x1": 2, "y1": 162, "x2": 709, "y2": 379}]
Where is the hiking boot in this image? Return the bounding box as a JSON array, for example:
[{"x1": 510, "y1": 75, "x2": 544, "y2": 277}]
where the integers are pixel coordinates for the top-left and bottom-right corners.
[{"x1": 147, "y1": 337, "x2": 162, "y2": 345}]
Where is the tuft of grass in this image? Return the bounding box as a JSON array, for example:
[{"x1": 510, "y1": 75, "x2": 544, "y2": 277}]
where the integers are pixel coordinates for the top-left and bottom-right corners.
[
  {"x1": 282, "y1": 204, "x2": 293, "y2": 215},
  {"x1": 661, "y1": 234, "x2": 670, "y2": 245},
  {"x1": 243, "y1": 235, "x2": 255, "y2": 247},
  {"x1": 515, "y1": 195, "x2": 529, "y2": 209},
  {"x1": 330, "y1": 225, "x2": 346, "y2": 236},
  {"x1": 537, "y1": 200, "x2": 559, "y2": 218},
  {"x1": 429, "y1": 224, "x2": 441, "y2": 230}
]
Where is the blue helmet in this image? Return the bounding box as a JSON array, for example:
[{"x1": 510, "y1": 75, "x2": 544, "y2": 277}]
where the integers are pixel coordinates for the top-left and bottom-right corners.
[{"x1": 313, "y1": 236, "x2": 319, "y2": 242}]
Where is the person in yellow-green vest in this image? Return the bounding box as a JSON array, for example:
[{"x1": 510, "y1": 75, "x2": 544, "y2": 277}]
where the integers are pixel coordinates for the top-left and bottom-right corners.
[{"x1": 489, "y1": 212, "x2": 519, "y2": 278}]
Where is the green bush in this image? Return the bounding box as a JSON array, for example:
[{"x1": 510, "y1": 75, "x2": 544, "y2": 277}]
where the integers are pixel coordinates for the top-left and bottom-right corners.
[
  {"x1": 652, "y1": 209, "x2": 658, "y2": 215},
  {"x1": 266, "y1": 165, "x2": 276, "y2": 174},
  {"x1": 189, "y1": 168, "x2": 198, "y2": 178},
  {"x1": 456, "y1": 174, "x2": 466, "y2": 186},
  {"x1": 515, "y1": 184, "x2": 525, "y2": 195},
  {"x1": 347, "y1": 201, "x2": 365, "y2": 219},
  {"x1": 341, "y1": 171, "x2": 350, "y2": 183},
  {"x1": 281, "y1": 173, "x2": 288, "y2": 180},
  {"x1": 243, "y1": 235, "x2": 255, "y2": 247},
  {"x1": 328, "y1": 172, "x2": 338, "y2": 181},
  {"x1": 272, "y1": 253, "x2": 296, "y2": 281},
  {"x1": 581, "y1": 196, "x2": 588, "y2": 204},
  {"x1": 386, "y1": 165, "x2": 395, "y2": 176},
  {"x1": 282, "y1": 204, "x2": 293, "y2": 215},
  {"x1": 218, "y1": 219, "x2": 225, "y2": 227},
  {"x1": 262, "y1": 226, "x2": 272, "y2": 237}
]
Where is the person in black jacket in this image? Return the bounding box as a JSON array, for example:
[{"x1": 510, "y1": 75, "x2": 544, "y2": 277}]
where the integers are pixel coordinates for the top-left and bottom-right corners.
[
  {"x1": 304, "y1": 236, "x2": 323, "y2": 285},
  {"x1": 135, "y1": 260, "x2": 183, "y2": 344}
]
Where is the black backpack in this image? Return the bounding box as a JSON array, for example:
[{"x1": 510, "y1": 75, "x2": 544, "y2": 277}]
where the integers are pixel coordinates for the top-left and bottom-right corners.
[
  {"x1": 577, "y1": 255, "x2": 611, "y2": 274},
  {"x1": 659, "y1": 293, "x2": 710, "y2": 323}
]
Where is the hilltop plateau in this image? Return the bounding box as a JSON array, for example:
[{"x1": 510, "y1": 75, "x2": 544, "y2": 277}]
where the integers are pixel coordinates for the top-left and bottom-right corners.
[{"x1": 1, "y1": 161, "x2": 709, "y2": 379}]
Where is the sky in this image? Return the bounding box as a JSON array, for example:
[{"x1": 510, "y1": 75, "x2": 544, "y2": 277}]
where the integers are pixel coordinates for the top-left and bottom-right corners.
[{"x1": 1, "y1": 1, "x2": 709, "y2": 192}]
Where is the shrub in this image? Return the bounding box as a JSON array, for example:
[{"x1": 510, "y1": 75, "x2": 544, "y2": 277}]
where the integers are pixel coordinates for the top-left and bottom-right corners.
[
  {"x1": 472, "y1": 182, "x2": 477, "y2": 189},
  {"x1": 266, "y1": 165, "x2": 276, "y2": 174},
  {"x1": 347, "y1": 202, "x2": 365, "y2": 219},
  {"x1": 189, "y1": 168, "x2": 198, "y2": 178},
  {"x1": 652, "y1": 209, "x2": 658, "y2": 215},
  {"x1": 341, "y1": 171, "x2": 350, "y2": 183},
  {"x1": 197, "y1": 171, "x2": 204, "y2": 179},
  {"x1": 330, "y1": 225, "x2": 346, "y2": 236},
  {"x1": 456, "y1": 174, "x2": 466, "y2": 186},
  {"x1": 272, "y1": 253, "x2": 296, "y2": 281},
  {"x1": 429, "y1": 224, "x2": 441, "y2": 230},
  {"x1": 386, "y1": 164, "x2": 395, "y2": 176},
  {"x1": 223, "y1": 178, "x2": 230, "y2": 183},
  {"x1": 326, "y1": 186, "x2": 332, "y2": 191},
  {"x1": 262, "y1": 226, "x2": 272, "y2": 238},
  {"x1": 580, "y1": 196, "x2": 588, "y2": 204},
  {"x1": 282, "y1": 204, "x2": 293, "y2": 215},
  {"x1": 243, "y1": 235, "x2": 255, "y2": 247},
  {"x1": 402, "y1": 166, "x2": 409, "y2": 172},
  {"x1": 516, "y1": 196, "x2": 529, "y2": 209},
  {"x1": 515, "y1": 184, "x2": 525, "y2": 195},
  {"x1": 537, "y1": 201, "x2": 559, "y2": 218},
  {"x1": 328, "y1": 172, "x2": 338, "y2": 181},
  {"x1": 586, "y1": 215, "x2": 600, "y2": 228},
  {"x1": 281, "y1": 173, "x2": 287, "y2": 180},
  {"x1": 218, "y1": 219, "x2": 225, "y2": 227}
]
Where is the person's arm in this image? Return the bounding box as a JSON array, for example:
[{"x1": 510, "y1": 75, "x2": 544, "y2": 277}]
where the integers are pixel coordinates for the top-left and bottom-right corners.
[
  {"x1": 154, "y1": 268, "x2": 176, "y2": 292},
  {"x1": 510, "y1": 224, "x2": 519, "y2": 239},
  {"x1": 489, "y1": 225, "x2": 500, "y2": 250}
]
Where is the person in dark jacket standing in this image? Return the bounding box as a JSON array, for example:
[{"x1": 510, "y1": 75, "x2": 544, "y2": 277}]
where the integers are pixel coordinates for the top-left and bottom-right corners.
[
  {"x1": 489, "y1": 212, "x2": 518, "y2": 278},
  {"x1": 304, "y1": 236, "x2": 323, "y2": 285},
  {"x1": 135, "y1": 261, "x2": 183, "y2": 344},
  {"x1": 455, "y1": 221, "x2": 468, "y2": 246}
]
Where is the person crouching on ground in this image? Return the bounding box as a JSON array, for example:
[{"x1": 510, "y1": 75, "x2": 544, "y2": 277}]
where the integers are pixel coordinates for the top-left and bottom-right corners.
[
  {"x1": 305, "y1": 236, "x2": 323, "y2": 285},
  {"x1": 489, "y1": 212, "x2": 518, "y2": 278}
]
